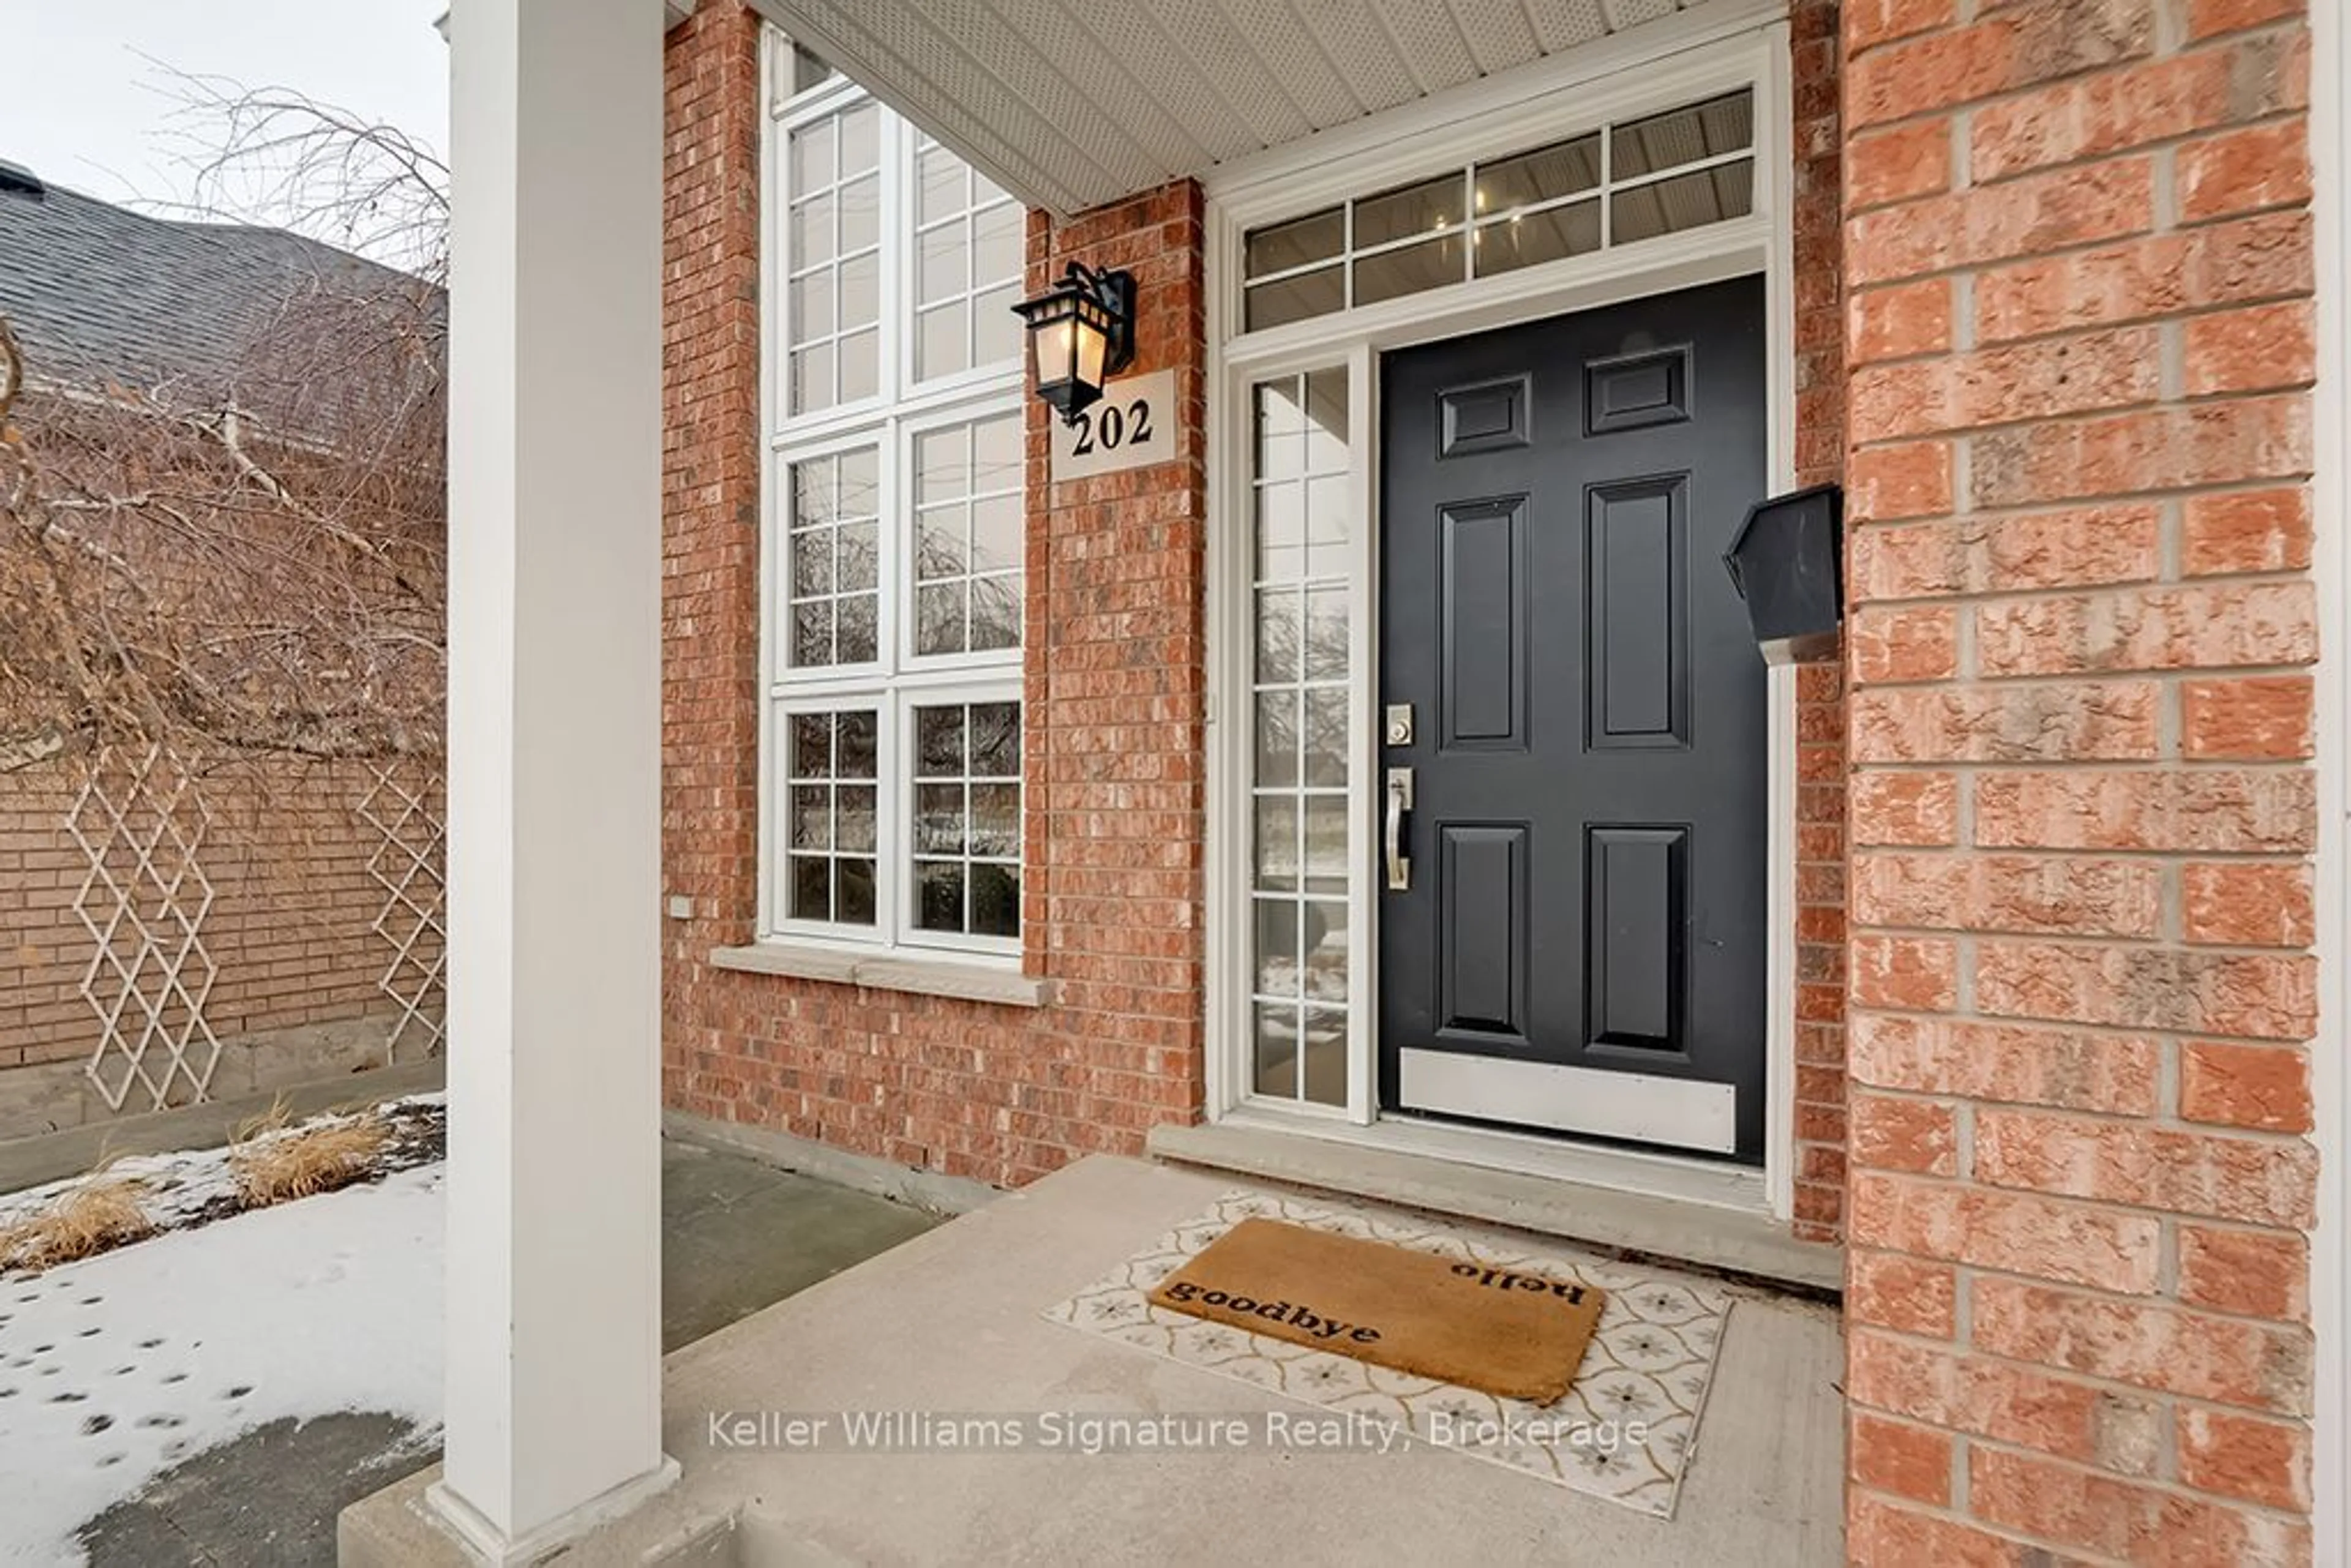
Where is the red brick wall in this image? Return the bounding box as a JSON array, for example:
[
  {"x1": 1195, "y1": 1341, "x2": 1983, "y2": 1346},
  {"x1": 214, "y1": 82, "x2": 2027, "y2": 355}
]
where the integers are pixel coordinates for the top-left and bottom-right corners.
[
  {"x1": 1838, "y1": 0, "x2": 2319, "y2": 1558},
  {"x1": 0, "y1": 756, "x2": 433, "y2": 1102},
  {"x1": 659, "y1": 4, "x2": 1209, "y2": 1184},
  {"x1": 1791, "y1": 0, "x2": 1853, "y2": 1243}
]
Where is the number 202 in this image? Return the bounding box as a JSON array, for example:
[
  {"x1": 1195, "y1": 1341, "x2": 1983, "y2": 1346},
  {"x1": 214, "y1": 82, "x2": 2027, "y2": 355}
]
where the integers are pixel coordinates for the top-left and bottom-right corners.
[{"x1": 1070, "y1": 399, "x2": 1155, "y2": 457}]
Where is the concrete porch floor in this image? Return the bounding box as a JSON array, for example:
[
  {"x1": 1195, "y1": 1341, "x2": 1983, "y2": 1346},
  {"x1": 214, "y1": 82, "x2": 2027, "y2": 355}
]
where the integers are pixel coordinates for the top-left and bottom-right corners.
[{"x1": 343, "y1": 1155, "x2": 1845, "y2": 1566}]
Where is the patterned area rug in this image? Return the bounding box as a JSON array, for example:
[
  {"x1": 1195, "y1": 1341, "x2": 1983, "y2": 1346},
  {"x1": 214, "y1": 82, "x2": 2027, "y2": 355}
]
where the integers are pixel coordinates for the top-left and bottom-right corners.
[{"x1": 1043, "y1": 1189, "x2": 1733, "y2": 1520}]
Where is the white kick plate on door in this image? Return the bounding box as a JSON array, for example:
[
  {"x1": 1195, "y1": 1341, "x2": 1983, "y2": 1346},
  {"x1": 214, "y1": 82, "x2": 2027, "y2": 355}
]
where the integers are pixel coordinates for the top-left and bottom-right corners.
[{"x1": 1398, "y1": 1049, "x2": 1739, "y2": 1155}]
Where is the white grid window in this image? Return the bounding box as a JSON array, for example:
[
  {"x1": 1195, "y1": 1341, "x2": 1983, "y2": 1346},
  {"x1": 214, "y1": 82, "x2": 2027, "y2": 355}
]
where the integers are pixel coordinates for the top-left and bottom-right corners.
[
  {"x1": 912, "y1": 702, "x2": 1023, "y2": 938},
  {"x1": 766, "y1": 35, "x2": 1026, "y2": 958},
  {"x1": 913, "y1": 412, "x2": 1024, "y2": 656},
  {"x1": 787, "y1": 446, "x2": 880, "y2": 668},
  {"x1": 784, "y1": 100, "x2": 881, "y2": 414},
  {"x1": 1248, "y1": 369, "x2": 1352, "y2": 1106},
  {"x1": 1241, "y1": 89, "x2": 1757, "y2": 332},
  {"x1": 913, "y1": 135, "x2": 1025, "y2": 383}
]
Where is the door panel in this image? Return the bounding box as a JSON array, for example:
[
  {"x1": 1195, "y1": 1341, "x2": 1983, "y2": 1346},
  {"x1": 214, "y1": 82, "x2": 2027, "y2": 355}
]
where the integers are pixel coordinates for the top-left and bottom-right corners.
[{"x1": 1378, "y1": 276, "x2": 1769, "y2": 1163}]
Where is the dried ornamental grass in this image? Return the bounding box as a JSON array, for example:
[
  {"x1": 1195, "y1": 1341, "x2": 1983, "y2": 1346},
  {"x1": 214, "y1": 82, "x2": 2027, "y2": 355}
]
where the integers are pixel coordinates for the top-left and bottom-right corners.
[
  {"x1": 0, "y1": 1178, "x2": 153, "y2": 1274},
  {"x1": 230, "y1": 1106, "x2": 391, "y2": 1208}
]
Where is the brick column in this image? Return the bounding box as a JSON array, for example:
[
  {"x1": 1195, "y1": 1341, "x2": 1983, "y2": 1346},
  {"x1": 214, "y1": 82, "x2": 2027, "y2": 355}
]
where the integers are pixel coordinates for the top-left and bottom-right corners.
[
  {"x1": 1839, "y1": 0, "x2": 2319, "y2": 1560},
  {"x1": 1022, "y1": 181, "x2": 1213, "y2": 1152},
  {"x1": 1791, "y1": 0, "x2": 1854, "y2": 1242},
  {"x1": 660, "y1": 0, "x2": 764, "y2": 1107}
]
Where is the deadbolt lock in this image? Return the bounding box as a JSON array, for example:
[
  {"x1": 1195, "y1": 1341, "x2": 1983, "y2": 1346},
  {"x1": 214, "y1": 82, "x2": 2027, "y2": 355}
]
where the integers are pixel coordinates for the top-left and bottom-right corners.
[{"x1": 1384, "y1": 703, "x2": 1414, "y2": 746}]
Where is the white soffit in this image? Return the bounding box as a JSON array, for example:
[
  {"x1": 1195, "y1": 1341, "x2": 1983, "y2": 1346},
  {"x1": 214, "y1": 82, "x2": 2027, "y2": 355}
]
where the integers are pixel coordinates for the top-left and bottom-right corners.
[{"x1": 747, "y1": 0, "x2": 1742, "y2": 216}]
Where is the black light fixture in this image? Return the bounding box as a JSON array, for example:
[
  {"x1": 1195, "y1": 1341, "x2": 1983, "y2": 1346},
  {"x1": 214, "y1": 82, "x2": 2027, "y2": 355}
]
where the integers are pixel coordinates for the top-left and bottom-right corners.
[
  {"x1": 1723, "y1": 483, "x2": 1845, "y2": 665},
  {"x1": 1011, "y1": 261, "x2": 1136, "y2": 426}
]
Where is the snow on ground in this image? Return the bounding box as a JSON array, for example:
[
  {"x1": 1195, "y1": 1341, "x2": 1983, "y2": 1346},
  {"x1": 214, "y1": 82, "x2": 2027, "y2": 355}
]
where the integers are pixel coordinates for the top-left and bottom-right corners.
[
  {"x1": 0, "y1": 1163, "x2": 444, "y2": 1565},
  {"x1": 0, "y1": 1093, "x2": 446, "y2": 1240}
]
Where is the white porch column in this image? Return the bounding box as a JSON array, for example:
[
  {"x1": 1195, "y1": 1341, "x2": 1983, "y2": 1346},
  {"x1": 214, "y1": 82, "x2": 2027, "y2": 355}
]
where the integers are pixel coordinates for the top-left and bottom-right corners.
[{"x1": 431, "y1": 0, "x2": 672, "y2": 1559}]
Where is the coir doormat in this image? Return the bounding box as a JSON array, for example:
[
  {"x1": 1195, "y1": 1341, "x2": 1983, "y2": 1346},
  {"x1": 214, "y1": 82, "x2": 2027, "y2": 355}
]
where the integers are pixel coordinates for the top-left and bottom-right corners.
[
  {"x1": 1148, "y1": 1217, "x2": 1603, "y2": 1402},
  {"x1": 1043, "y1": 1190, "x2": 1734, "y2": 1519}
]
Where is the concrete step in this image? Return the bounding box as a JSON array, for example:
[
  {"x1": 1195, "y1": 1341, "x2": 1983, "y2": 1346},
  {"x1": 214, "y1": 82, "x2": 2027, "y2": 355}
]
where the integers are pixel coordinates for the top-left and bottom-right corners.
[{"x1": 1147, "y1": 1119, "x2": 1843, "y2": 1296}]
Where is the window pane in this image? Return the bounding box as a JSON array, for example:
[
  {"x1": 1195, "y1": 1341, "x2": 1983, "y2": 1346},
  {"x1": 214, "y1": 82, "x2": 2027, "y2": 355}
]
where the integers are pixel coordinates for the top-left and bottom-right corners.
[
  {"x1": 916, "y1": 782, "x2": 966, "y2": 854},
  {"x1": 973, "y1": 411, "x2": 1022, "y2": 491},
  {"x1": 1611, "y1": 89, "x2": 1753, "y2": 180},
  {"x1": 971, "y1": 576, "x2": 1022, "y2": 651},
  {"x1": 780, "y1": 708, "x2": 879, "y2": 930},
  {"x1": 918, "y1": 705, "x2": 965, "y2": 775},
  {"x1": 916, "y1": 861, "x2": 965, "y2": 932},
  {"x1": 970, "y1": 703, "x2": 1021, "y2": 775},
  {"x1": 917, "y1": 582, "x2": 966, "y2": 655},
  {"x1": 793, "y1": 600, "x2": 833, "y2": 666},
  {"x1": 837, "y1": 593, "x2": 877, "y2": 663},
  {"x1": 902, "y1": 700, "x2": 1023, "y2": 940},
  {"x1": 973, "y1": 204, "x2": 1021, "y2": 286},
  {"x1": 1475, "y1": 133, "x2": 1600, "y2": 214},
  {"x1": 791, "y1": 528, "x2": 833, "y2": 596},
  {"x1": 790, "y1": 855, "x2": 831, "y2": 920},
  {"x1": 915, "y1": 428, "x2": 967, "y2": 504},
  {"x1": 1254, "y1": 901, "x2": 1303, "y2": 997},
  {"x1": 790, "y1": 712, "x2": 831, "y2": 777},
  {"x1": 917, "y1": 303, "x2": 967, "y2": 381},
  {"x1": 1245, "y1": 266, "x2": 1343, "y2": 332},
  {"x1": 789, "y1": 121, "x2": 834, "y2": 193},
  {"x1": 839, "y1": 102, "x2": 881, "y2": 175},
  {"x1": 1256, "y1": 693, "x2": 1299, "y2": 790},
  {"x1": 970, "y1": 494, "x2": 1022, "y2": 574},
  {"x1": 917, "y1": 145, "x2": 966, "y2": 226},
  {"x1": 790, "y1": 270, "x2": 834, "y2": 340},
  {"x1": 917, "y1": 510, "x2": 965, "y2": 580},
  {"x1": 838, "y1": 711, "x2": 878, "y2": 777},
  {"x1": 1354, "y1": 173, "x2": 1463, "y2": 250},
  {"x1": 1302, "y1": 689, "x2": 1349, "y2": 787},
  {"x1": 838, "y1": 329, "x2": 879, "y2": 402},
  {"x1": 837, "y1": 858, "x2": 877, "y2": 925},
  {"x1": 1245, "y1": 206, "x2": 1344, "y2": 279},
  {"x1": 836, "y1": 520, "x2": 878, "y2": 593},
  {"x1": 789, "y1": 192, "x2": 834, "y2": 268},
  {"x1": 973, "y1": 286, "x2": 1022, "y2": 363},
  {"x1": 918, "y1": 223, "x2": 966, "y2": 306},
  {"x1": 837, "y1": 785, "x2": 877, "y2": 853},
  {"x1": 1353, "y1": 233, "x2": 1465, "y2": 307},
  {"x1": 1475, "y1": 200, "x2": 1601, "y2": 277},
  {"x1": 1611, "y1": 161, "x2": 1753, "y2": 244},
  {"x1": 969, "y1": 864, "x2": 1020, "y2": 937},
  {"x1": 1254, "y1": 1002, "x2": 1300, "y2": 1097},
  {"x1": 839, "y1": 174, "x2": 881, "y2": 253},
  {"x1": 790, "y1": 343, "x2": 833, "y2": 414},
  {"x1": 970, "y1": 783, "x2": 1020, "y2": 857},
  {"x1": 792, "y1": 785, "x2": 831, "y2": 850}
]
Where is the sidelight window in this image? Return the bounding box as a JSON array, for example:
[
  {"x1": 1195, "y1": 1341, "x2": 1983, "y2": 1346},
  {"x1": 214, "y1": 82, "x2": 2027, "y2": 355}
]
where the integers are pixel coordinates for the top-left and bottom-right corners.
[{"x1": 1248, "y1": 368, "x2": 1354, "y2": 1106}]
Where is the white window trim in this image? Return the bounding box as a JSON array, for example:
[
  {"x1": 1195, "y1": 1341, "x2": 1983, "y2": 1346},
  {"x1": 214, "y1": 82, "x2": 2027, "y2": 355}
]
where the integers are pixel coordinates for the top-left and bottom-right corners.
[
  {"x1": 757, "y1": 28, "x2": 1027, "y2": 965},
  {"x1": 1201, "y1": 20, "x2": 1798, "y2": 1220}
]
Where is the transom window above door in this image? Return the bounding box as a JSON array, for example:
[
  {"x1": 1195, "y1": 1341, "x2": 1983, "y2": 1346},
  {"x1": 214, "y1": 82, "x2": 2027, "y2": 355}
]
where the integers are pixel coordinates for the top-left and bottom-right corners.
[{"x1": 1240, "y1": 89, "x2": 1755, "y2": 332}]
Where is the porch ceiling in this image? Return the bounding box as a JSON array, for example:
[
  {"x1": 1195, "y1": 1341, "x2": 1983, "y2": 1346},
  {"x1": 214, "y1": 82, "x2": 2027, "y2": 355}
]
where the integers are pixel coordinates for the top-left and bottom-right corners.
[{"x1": 748, "y1": 0, "x2": 1746, "y2": 216}]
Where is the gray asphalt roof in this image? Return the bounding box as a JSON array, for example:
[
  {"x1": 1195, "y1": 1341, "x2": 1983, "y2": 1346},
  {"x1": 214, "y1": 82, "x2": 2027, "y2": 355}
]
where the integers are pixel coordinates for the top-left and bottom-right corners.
[{"x1": 0, "y1": 160, "x2": 429, "y2": 404}]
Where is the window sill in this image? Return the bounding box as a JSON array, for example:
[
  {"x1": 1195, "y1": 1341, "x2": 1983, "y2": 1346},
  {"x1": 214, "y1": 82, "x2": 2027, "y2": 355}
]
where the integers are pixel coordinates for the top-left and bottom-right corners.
[{"x1": 708, "y1": 942, "x2": 1054, "y2": 1009}]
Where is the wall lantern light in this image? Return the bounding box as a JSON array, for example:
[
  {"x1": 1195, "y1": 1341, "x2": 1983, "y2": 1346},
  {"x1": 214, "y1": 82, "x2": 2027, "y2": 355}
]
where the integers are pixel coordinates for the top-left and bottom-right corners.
[
  {"x1": 1011, "y1": 262, "x2": 1136, "y2": 426},
  {"x1": 1722, "y1": 483, "x2": 1845, "y2": 666}
]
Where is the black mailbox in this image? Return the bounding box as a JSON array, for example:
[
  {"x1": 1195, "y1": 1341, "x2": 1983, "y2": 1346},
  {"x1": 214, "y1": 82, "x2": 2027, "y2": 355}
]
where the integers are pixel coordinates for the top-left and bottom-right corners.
[{"x1": 1723, "y1": 484, "x2": 1843, "y2": 666}]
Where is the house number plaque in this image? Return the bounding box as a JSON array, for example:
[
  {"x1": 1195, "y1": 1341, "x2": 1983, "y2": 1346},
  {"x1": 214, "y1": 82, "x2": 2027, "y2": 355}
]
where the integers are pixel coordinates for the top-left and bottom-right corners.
[{"x1": 1050, "y1": 369, "x2": 1176, "y2": 482}]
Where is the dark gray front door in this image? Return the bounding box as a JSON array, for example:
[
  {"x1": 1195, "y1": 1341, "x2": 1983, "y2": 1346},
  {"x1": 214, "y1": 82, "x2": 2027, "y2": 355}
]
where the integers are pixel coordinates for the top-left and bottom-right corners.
[{"x1": 1377, "y1": 277, "x2": 1769, "y2": 1163}]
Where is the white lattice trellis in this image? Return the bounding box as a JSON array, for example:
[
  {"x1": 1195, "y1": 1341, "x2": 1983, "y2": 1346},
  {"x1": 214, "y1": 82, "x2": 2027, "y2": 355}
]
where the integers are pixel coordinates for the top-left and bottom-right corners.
[
  {"x1": 359, "y1": 763, "x2": 447, "y2": 1062},
  {"x1": 69, "y1": 746, "x2": 225, "y2": 1111}
]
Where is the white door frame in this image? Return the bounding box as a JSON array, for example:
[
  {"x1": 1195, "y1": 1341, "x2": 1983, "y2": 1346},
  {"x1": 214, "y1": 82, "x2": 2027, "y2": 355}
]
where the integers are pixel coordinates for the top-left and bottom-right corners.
[{"x1": 1201, "y1": 12, "x2": 1801, "y2": 1219}]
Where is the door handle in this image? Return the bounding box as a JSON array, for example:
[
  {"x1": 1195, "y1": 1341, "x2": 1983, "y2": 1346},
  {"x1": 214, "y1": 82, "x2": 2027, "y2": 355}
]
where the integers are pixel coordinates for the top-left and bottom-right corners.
[{"x1": 1385, "y1": 767, "x2": 1414, "y2": 891}]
